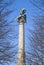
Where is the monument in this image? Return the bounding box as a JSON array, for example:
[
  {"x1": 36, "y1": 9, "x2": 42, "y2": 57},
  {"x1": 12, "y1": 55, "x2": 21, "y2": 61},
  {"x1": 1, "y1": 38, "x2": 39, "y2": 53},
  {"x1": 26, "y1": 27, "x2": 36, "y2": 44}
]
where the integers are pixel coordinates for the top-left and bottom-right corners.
[{"x1": 17, "y1": 8, "x2": 26, "y2": 65}]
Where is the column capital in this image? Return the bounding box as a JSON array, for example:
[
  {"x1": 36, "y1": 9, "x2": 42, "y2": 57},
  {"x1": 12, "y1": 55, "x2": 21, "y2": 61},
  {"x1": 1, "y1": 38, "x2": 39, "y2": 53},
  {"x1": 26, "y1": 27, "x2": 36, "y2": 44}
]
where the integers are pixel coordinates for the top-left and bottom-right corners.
[{"x1": 18, "y1": 15, "x2": 26, "y2": 23}]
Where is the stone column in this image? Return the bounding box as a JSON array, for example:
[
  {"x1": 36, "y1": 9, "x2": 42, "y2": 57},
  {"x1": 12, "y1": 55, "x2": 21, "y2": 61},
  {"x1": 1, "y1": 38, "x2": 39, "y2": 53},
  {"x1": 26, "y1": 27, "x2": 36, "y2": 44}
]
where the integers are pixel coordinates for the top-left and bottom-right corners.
[{"x1": 17, "y1": 10, "x2": 26, "y2": 65}]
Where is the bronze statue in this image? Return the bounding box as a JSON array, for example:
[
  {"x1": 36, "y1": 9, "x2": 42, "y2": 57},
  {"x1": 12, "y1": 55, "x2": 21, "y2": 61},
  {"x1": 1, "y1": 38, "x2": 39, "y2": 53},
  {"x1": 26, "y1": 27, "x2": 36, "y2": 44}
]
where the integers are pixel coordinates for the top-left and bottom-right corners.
[{"x1": 15, "y1": 8, "x2": 26, "y2": 22}]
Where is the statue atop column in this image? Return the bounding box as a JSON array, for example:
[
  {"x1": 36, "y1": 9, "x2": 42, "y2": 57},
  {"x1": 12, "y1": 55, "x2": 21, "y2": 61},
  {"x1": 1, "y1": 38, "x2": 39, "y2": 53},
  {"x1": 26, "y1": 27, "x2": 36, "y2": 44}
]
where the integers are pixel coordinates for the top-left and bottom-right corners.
[
  {"x1": 18, "y1": 8, "x2": 26, "y2": 23},
  {"x1": 20, "y1": 8, "x2": 26, "y2": 15}
]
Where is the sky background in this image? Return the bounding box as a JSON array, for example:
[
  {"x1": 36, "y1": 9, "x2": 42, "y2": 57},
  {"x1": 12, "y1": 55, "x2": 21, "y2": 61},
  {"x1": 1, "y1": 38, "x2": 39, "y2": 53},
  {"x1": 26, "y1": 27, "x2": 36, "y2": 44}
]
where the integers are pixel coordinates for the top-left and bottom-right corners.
[
  {"x1": 8, "y1": 0, "x2": 44, "y2": 50},
  {"x1": 2, "y1": 0, "x2": 44, "y2": 65}
]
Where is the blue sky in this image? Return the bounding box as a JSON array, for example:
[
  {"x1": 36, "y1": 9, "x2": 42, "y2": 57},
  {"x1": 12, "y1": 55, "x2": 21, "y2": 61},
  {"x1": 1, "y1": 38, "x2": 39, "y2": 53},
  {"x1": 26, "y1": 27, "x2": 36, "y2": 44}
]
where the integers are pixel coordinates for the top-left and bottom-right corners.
[
  {"x1": 10, "y1": 0, "x2": 44, "y2": 49},
  {"x1": 8, "y1": 0, "x2": 44, "y2": 65},
  {"x1": 2, "y1": 0, "x2": 44, "y2": 65}
]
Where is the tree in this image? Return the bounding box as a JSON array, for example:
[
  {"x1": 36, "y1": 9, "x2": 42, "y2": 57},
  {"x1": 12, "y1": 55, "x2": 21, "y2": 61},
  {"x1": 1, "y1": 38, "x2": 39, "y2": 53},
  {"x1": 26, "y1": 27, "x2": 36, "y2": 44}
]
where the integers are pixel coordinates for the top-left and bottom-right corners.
[
  {"x1": 27, "y1": 16, "x2": 44, "y2": 65},
  {"x1": 0, "y1": 0, "x2": 17, "y2": 65}
]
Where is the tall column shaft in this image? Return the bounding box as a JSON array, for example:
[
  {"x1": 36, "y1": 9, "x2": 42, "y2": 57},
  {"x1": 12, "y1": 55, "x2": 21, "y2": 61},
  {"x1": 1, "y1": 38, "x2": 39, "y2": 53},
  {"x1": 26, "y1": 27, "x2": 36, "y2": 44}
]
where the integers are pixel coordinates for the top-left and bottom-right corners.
[
  {"x1": 19, "y1": 22, "x2": 24, "y2": 53},
  {"x1": 17, "y1": 22, "x2": 25, "y2": 65}
]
